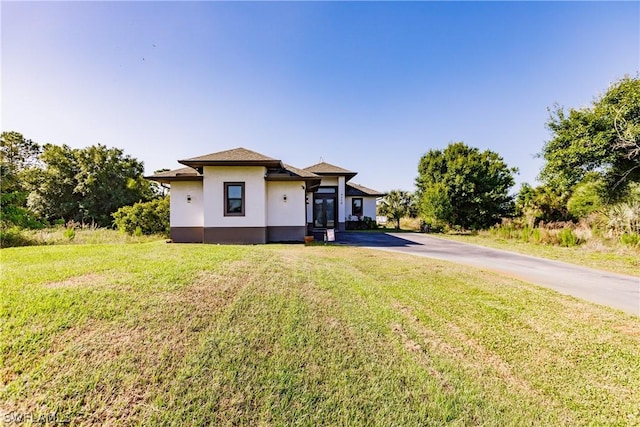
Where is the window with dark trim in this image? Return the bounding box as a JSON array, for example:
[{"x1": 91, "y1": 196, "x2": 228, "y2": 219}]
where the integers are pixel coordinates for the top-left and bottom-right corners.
[
  {"x1": 352, "y1": 197, "x2": 363, "y2": 216},
  {"x1": 224, "y1": 182, "x2": 245, "y2": 216}
]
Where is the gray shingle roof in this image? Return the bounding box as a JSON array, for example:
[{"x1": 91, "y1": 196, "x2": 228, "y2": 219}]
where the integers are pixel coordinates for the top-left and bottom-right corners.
[
  {"x1": 180, "y1": 147, "x2": 282, "y2": 167},
  {"x1": 281, "y1": 164, "x2": 320, "y2": 178},
  {"x1": 346, "y1": 182, "x2": 385, "y2": 197},
  {"x1": 265, "y1": 164, "x2": 322, "y2": 191},
  {"x1": 303, "y1": 161, "x2": 356, "y2": 175},
  {"x1": 145, "y1": 167, "x2": 202, "y2": 183}
]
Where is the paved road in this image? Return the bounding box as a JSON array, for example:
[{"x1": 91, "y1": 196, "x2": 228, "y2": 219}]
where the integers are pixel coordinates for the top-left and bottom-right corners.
[{"x1": 338, "y1": 232, "x2": 640, "y2": 316}]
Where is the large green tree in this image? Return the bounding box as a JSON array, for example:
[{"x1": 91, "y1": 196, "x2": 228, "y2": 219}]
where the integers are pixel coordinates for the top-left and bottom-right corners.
[
  {"x1": 416, "y1": 142, "x2": 517, "y2": 230},
  {"x1": 0, "y1": 132, "x2": 43, "y2": 228},
  {"x1": 27, "y1": 144, "x2": 155, "y2": 226},
  {"x1": 540, "y1": 76, "x2": 640, "y2": 198}
]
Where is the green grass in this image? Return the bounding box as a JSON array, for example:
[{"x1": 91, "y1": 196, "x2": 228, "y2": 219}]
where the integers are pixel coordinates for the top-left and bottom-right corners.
[
  {"x1": 6, "y1": 227, "x2": 165, "y2": 246},
  {"x1": 435, "y1": 233, "x2": 640, "y2": 277},
  {"x1": 2, "y1": 242, "x2": 639, "y2": 425}
]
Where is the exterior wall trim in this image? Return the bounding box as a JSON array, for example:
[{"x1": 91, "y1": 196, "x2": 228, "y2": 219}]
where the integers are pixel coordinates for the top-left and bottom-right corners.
[
  {"x1": 204, "y1": 227, "x2": 267, "y2": 244},
  {"x1": 170, "y1": 227, "x2": 204, "y2": 243},
  {"x1": 266, "y1": 226, "x2": 306, "y2": 242}
]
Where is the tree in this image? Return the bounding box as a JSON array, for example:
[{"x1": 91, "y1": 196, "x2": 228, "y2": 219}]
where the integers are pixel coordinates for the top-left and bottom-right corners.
[
  {"x1": 420, "y1": 182, "x2": 454, "y2": 229},
  {"x1": 0, "y1": 132, "x2": 43, "y2": 228},
  {"x1": 112, "y1": 197, "x2": 170, "y2": 235},
  {"x1": 416, "y1": 142, "x2": 517, "y2": 230},
  {"x1": 540, "y1": 76, "x2": 640, "y2": 198},
  {"x1": 153, "y1": 168, "x2": 171, "y2": 196},
  {"x1": 566, "y1": 178, "x2": 605, "y2": 220},
  {"x1": 378, "y1": 190, "x2": 412, "y2": 230},
  {"x1": 0, "y1": 131, "x2": 40, "y2": 172},
  {"x1": 27, "y1": 144, "x2": 155, "y2": 226},
  {"x1": 515, "y1": 183, "x2": 571, "y2": 226}
]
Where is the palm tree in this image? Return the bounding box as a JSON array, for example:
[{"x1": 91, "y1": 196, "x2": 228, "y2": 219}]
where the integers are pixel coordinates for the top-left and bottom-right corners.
[{"x1": 378, "y1": 190, "x2": 412, "y2": 230}]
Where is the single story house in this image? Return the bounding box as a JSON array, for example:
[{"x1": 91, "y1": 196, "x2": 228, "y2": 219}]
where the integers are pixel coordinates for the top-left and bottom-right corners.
[{"x1": 146, "y1": 147, "x2": 384, "y2": 244}]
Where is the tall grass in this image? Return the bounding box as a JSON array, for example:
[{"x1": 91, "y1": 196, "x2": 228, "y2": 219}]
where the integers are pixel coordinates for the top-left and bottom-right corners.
[
  {"x1": 0, "y1": 226, "x2": 163, "y2": 248},
  {"x1": 488, "y1": 203, "x2": 640, "y2": 250},
  {"x1": 488, "y1": 221, "x2": 584, "y2": 247}
]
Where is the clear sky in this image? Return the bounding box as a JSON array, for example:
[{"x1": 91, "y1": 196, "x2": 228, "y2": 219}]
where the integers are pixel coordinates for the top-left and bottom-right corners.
[{"x1": 2, "y1": 1, "x2": 638, "y2": 193}]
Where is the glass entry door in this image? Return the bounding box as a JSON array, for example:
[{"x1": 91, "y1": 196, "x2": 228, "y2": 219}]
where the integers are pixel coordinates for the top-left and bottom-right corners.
[{"x1": 313, "y1": 187, "x2": 337, "y2": 228}]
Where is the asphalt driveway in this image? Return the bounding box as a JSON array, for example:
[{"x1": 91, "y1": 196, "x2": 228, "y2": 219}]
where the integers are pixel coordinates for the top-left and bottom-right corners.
[{"x1": 338, "y1": 232, "x2": 640, "y2": 316}]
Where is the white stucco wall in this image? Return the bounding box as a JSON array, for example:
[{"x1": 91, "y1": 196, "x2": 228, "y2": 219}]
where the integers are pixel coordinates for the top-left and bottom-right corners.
[
  {"x1": 170, "y1": 181, "x2": 204, "y2": 227},
  {"x1": 319, "y1": 177, "x2": 338, "y2": 186},
  {"x1": 203, "y1": 166, "x2": 267, "y2": 227},
  {"x1": 337, "y1": 176, "x2": 346, "y2": 223},
  {"x1": 346, "y1": 196, "x2": 377, "y2": 220},
  {"x1": 363, "y1": 197, "x2": 377, "y2": 219},
  {"x1": 267, "y1": 181, "x2": 306, "y2": 226}
]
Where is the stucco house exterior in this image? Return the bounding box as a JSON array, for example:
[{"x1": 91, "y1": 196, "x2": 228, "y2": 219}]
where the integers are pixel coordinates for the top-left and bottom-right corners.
[{"x1": 146, "y1": 148, "x2": 384, "y2": 244}]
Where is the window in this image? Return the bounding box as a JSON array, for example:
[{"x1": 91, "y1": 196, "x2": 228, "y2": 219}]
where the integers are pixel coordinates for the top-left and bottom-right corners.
[
  {"x1": 352, "y1": 198, "x2": 363, "y2": 216},
  {"x1": 316, "y1": 187, "x2": 337, "y2": 194},
  {"x1": 224, "y1": 182, "x2": 245, "y2": 216}
]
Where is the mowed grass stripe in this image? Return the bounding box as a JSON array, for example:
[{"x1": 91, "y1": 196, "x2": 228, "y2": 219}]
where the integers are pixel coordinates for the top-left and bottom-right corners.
[{"x1": 1, "y1": 243, "x2": 639, "y2": 425}]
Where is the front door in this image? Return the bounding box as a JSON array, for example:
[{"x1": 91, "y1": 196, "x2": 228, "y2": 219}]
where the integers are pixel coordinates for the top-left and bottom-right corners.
[{"x1": 313, "y1": 187, "x2": 337, "y2": 228}]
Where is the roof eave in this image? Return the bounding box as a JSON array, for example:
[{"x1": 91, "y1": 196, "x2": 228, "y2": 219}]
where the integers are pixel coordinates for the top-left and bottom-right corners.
[
  {"x1": 145, "y1": 175, "x2": 203, "y2": 184},
  {"x1": 266, "y1": 175, "x2": 313, "y2": 182},
  {"x1": 313, "y1": 172, "x2": 358, "y2": 181},
  {"x1": 266, "y1": 174, "x2": 322, "y2": 189},
  {"x1": 346, "y1": 190, "x2": 386, "y2": 197},
  {"x1": 179, "y1": 159, "x2": 283, "y2": 168},
  {"x1": 306, "y1": 179, "x2": 322, "y2": 192}
]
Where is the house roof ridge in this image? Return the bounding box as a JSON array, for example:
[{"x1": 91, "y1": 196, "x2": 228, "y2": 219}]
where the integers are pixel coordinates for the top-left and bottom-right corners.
[
  {"x1": 303, "y1": 161, "x2": 357, "y2": 178},
  {"x1": 178, "y1": 147, "x2": 283, "y2": 168},
  {"x1": 180, "y1": 147, "x2": 279, "y2": 163}
]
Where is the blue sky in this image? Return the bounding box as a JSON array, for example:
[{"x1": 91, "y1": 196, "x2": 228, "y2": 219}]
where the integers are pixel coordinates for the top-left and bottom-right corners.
[{"x1": 2, "y1": 1, "x2": 638, "y2": 193}]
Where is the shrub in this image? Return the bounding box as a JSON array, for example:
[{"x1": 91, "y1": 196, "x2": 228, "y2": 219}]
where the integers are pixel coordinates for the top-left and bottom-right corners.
[
  {"x1": 0, "y1": 227, "x2": 36, "y2": 248},
  {"x1": 0, "y1": 192, "x2": 46, "y2": 229},
  {"x1": 420, "y1": 220, "x2": 444, "y2": 233},
  {"x1": 64, "y1": 228, "x2": 76, "y2": 241},
  {"x1": 605, "y1": 202, "x2": 640, "y2": 236},
  {"x1": 520, "y1": 225, "x2": 532, "y2": 242},
  {"x1": 558, "y1": 228, "x2": 580, "y2": 247},
  {"x1": 567, "y1": 180, "x2": 604, "y2": 219},
  {"x1": 531, "y1": 227, "x2": 542, "y2": 244},
  {"x1": 490, "y1": 222, "x2": 517, "y2": 240},
  {"x1": 346, "y1": 216, "x2": 378, "y2": 230},
  {"x1": 621, "y1": 232, "x2": 640, "y2": 247},
  {"x1": 112, "y1": 197, "x2": 169, "y2": 236}
]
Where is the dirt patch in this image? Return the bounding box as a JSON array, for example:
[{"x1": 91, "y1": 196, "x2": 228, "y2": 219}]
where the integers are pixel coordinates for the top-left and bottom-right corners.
[
  {"x1": 391, "y1": 323, "x2": 422, "y2": 352},
  {"x1": 44, "y1": 273, "x2": 106, "y2": 289}
]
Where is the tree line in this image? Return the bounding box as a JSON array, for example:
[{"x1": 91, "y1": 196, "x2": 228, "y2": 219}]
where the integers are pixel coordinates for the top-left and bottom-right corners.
[
  {"x1": 3, "y1": 75, "x2": 638, "y2": 245},
  {"x1": 0, "y1": 132, "x2": 166, "y2": 235},
  {"x1": 379, "y1": 75, "x2": 639, "y2": 241}
]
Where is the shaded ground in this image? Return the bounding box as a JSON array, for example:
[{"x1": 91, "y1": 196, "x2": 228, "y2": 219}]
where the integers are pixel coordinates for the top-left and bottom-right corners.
[{"x1": 338, "y1": 232, "x2": 640, "y2": 316}]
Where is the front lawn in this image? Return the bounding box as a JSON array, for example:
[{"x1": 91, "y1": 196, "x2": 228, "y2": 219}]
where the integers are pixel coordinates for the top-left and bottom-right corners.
[{"x1": 1, "y1": 242, "x2": 638, "y2": 425}]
